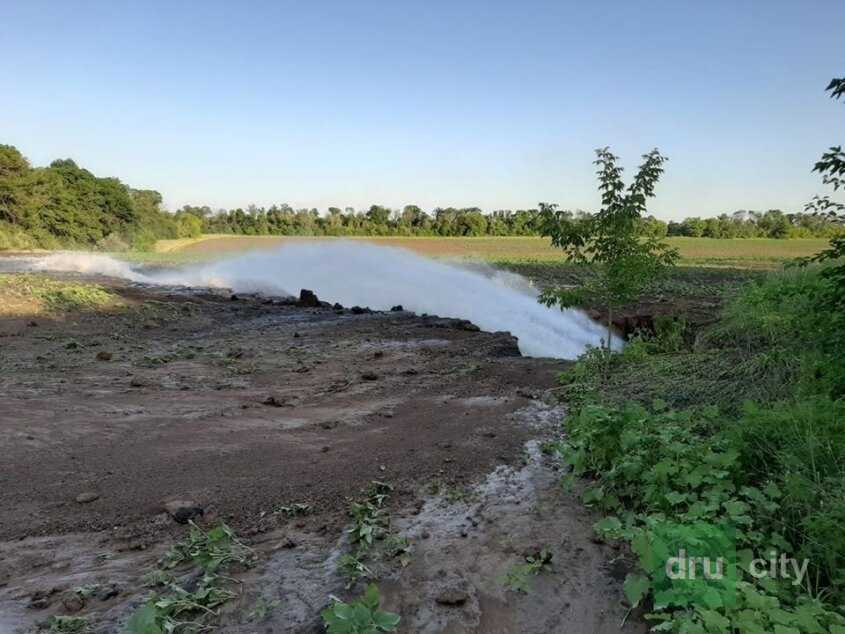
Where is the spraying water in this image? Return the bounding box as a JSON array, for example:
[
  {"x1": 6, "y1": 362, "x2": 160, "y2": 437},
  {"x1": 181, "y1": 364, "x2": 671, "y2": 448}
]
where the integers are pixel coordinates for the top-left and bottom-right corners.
[{"x1": 28, "y1": 242, "x2": 617, "y2": 359}]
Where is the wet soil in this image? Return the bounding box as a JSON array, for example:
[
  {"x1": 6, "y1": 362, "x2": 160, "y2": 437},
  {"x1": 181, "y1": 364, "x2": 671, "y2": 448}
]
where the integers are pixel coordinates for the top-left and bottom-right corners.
[{"x1": 0, "y1": 273, "x2": 644, "y2": 633}]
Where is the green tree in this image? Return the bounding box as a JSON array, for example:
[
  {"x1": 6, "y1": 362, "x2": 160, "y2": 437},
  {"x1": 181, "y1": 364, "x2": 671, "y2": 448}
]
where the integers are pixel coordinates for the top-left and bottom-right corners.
[{"x1": 539, "y1": 147, "x2": 679, "y2": 349}]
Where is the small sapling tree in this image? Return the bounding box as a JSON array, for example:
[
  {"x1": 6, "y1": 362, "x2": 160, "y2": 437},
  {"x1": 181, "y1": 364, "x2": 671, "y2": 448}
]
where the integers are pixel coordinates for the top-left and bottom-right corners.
[{"x1": 539, "y1": 147, "x2": 678, "y2": 350}]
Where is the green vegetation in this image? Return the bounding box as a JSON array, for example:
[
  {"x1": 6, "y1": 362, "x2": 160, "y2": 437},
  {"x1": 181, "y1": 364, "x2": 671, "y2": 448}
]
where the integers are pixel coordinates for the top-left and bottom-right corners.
[
  {"x1": 552, "y1": 264, "x2": 845, "y2": 631},
  {"x1": 0, "y1": 274, "x2": 120, "y2": 315},
  {"x1": 540, "y1": 147, "x2": 678, "y2": 348},
  {"x1": 127, "y1": 522, "x2": 255, "y2": 633},
  {"x1": 0, "y1": 145, "x2": 198, "y2": 251},
  {"x1": 321, "y1": 584, "x2": 400, "y2": 634},
  {"x1": 1, "y1": 140, "x2": 841, "y2": 252},
  {"x1": 185, "y1": 202, "x2": 842, "y2": 240},
  {"x1": 47, "y1": 616, "x2": 89, "y2": 633},
  {"x1": 500, "y1": 549, "x2": 553, "y2": 594}
]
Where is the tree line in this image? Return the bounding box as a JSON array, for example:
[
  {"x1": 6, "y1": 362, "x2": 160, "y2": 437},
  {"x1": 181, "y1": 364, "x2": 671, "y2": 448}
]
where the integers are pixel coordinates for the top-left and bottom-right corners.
[{"x1": 1, "y1": 142, "x2": 841, "y2": 251}]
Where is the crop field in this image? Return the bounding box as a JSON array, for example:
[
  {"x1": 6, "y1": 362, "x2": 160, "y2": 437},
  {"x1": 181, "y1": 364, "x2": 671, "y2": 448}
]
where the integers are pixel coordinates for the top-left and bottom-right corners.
[{"x1": 152, "y1": 234, "x2": 830, "y2": 268}]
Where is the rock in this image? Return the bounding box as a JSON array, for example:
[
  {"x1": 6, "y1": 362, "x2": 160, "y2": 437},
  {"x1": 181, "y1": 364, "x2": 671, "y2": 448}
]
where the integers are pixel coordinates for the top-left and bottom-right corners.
[
  {"x1": 361, "y1": 372, "x2": 379, "y2": 381},
  {"x1": 457, "y1": 320, "x2": 480, "y2": 332},
  {"x1": 27, "y1": 589, "x2": 55, "y2": 610},
  {"x1": 333, "y1": 302, "x2": 344, "y2": 310},
  {"x1": 321, "y1": 446, "x2": 330, "y2": 453},
  {"x1": 163, "y1": 499, "x2": 204, "y2": 524},
  {"x1": 75, "y1": 491, "x2": 100, "y2": 504},
  {"x1": 390, "y1": 305, "x2": 404, "y2": 312},
  {"x1": 27, "y1": 320, "x2": 38, "y2": 327},
  {"x1": 435, "y1": 581, "x2": 470, "y2": 606},
  {"x1": 298, "y1": 289, "x2": 320, "y2": 307},
  {"x1": 262, "y1": 395, "x2": 287, "y2": 407},
  {"x1": 350, "y1": 306, "x2": 368, "y2": 315},
  {"x1": 96, "y1": 583, "x2": 120, "y2": 601},
  {"x1": 96, "y1": 351, "x2": 113, "y2": 361},
  {"x1": 230, "y1": 294, "x2": 240, "y2": 301},
  {"x1": 61, "y1": 592, "x2": 85, "y2": 613},
  {"x1": 129, "y1": 376, "x2": 145, "y2": 388},
  {"x1": 373, "y1": 351, "x2": 384, "y2": 358}
]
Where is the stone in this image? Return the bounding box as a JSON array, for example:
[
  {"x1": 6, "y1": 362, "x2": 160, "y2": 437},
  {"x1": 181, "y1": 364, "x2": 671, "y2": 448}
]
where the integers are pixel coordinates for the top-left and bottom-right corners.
[
  {"x1": 75, "y1": 491, "x2": 100, "y2": 504},
  {"x1": 298, "y1": 289, "x2": 320, "y2": 307},
  {"x1": 361, "y1": 372, "x2": 379, "y2": 381},
  {"x1": 435, "y1": 582, "x2": 470, "y2": 606},
  {"x1": 27, "y1": 589, "x2": 55, "y2": 610},
  {"x1": 61, "y1": 592, "x2": 84, "y2": 613},
  {"x1": 390, "y1": 305, "x2": 404, "y2": 312},
  {"x1": 163, "y1": 499, "x2": 204, "y2": 524},
  {"x1": 96, "y1": 351, "x2": 113, "y2": 361},
  {"x1": 96, "y1": 583, "x2": 120, "y2": 601}
]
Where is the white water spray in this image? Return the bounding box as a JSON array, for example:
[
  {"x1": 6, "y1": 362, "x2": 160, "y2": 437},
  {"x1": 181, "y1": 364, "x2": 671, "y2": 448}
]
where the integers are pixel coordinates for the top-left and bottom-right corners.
[{"x1": 29, "y1": 242, "x2": 617, "y2": 359}]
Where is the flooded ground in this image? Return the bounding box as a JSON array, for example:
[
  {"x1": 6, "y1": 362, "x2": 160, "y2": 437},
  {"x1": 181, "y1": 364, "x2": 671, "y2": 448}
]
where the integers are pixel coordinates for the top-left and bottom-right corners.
[{"x1": 0, "y1": 267, "x2": 641, "y2": 633}]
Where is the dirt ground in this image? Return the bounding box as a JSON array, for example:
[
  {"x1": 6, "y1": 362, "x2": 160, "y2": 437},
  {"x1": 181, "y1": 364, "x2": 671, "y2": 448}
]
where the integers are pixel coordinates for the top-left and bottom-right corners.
[{"x1": 0, "y1": 272, "x2": 645, "y2": 633}]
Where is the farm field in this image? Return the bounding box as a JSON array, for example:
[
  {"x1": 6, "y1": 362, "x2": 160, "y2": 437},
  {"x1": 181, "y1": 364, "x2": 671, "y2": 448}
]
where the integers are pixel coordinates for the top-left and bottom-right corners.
[{"x1": 153, "y1": 234, "x2": 830, "y2": 269}]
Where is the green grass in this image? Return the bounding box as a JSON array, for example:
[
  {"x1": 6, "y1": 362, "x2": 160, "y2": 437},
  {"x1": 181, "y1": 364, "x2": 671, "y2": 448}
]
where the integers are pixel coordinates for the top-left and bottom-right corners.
[
  {"x1": 151, "y1": 235, "x2": 831, "y2": 269},
  {"x1": 0, "y1": 273, "x2": 121, "y2": 315}
]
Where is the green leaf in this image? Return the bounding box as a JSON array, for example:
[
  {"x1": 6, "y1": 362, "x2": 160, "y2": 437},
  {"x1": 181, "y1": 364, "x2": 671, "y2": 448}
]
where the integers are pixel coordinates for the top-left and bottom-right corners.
[
  {"x1": 362, "y1": 584, "x2": 381, "y2": 611},
  {"x1": 623, "y1": 573, "x2": 650, "y2": 608},
  {"x1": 125, "y1": 605, "x2": 163, "y2": 634},
  {"x1": 593, "y1": 516, "x2": 622, "y2": 535},
  {"x1": 372, "y1": 610, "x2": 401, "y2": 631}
]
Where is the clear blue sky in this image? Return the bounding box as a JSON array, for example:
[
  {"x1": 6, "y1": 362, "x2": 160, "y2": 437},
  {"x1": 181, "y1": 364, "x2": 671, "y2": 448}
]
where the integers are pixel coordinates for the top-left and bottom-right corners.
[{"x1": 2, "y1": 1, "x2": 842, "y2": 219}]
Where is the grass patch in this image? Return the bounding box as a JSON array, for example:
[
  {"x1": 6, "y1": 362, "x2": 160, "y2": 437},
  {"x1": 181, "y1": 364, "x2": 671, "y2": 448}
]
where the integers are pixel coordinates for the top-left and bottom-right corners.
[{"x1": 0, "y1": 273, "x2": 120, "y2": 316}]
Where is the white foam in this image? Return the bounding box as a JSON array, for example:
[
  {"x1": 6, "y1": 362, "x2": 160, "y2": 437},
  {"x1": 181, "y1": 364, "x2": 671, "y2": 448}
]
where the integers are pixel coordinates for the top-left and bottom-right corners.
[{"x1": 26, "y1": 242, "x2": 619, "y2": 359}]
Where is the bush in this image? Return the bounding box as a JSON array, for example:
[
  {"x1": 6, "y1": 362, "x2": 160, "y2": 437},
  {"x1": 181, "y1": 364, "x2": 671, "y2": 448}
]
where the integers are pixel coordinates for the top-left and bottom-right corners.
[
  {"x1": 96, "y1": 232, "x2": 130, "y2": 252},
  {"x1": 0, "y1": 221, "x2": 40, "y2": 250},
  {"x1": 556, "y1": 265, "x2": 845, "y2": 628}
]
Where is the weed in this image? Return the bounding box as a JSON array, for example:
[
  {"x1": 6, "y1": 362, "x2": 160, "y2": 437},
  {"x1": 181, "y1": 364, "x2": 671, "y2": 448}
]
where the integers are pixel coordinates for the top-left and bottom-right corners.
[
  {"x1": 247, "y1": 596, "x2": 281, "y2": 622},
  {"x1": 347, "y1": 482, "x2": 393, "y2": 550},
  {"x1": 141, "y1": 570, "x2": 175, "y2": 588},
  {"x1": 321, "y1": 584, "x2": 400, "y2": 633},
  {"x1": 276, "y1": 502, "x2": 311, "y2": 518},
  {"x1": 47, "y1": 616, "x2": 88, "y2": 633},
  {"x1": 128, "y1": 523, "x2": 253, "y2": 634},
  {"x1": 126, "y1": 578, "x2": 235, "y2": 634},
  {"x1": 381, "y1": 535, "x2": 411, "y2": 568},
  {"x1": 161, "y1": 522, "x2": 254, "y2": 572},
  {"x1": 339, "y1": 552, "x2": 374, "y2": 588},
  {"x1": 499, "y1": 549, "x2": 553, "y2": 594},
  {"x1": 71, "y1": 584, "x2": 100, "y2": 599}
]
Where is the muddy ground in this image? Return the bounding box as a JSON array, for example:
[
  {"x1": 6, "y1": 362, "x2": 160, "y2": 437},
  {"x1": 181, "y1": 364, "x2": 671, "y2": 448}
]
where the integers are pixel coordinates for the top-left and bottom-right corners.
[{"x1": 0, "y1": 273, "x2": 645, "y2": 633}]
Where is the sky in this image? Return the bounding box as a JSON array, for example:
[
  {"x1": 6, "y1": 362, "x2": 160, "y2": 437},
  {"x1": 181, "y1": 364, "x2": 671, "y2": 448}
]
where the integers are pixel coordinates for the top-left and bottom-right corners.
[{"x1": 1, "y1": 0, "x2": 843, "y2": 220}]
